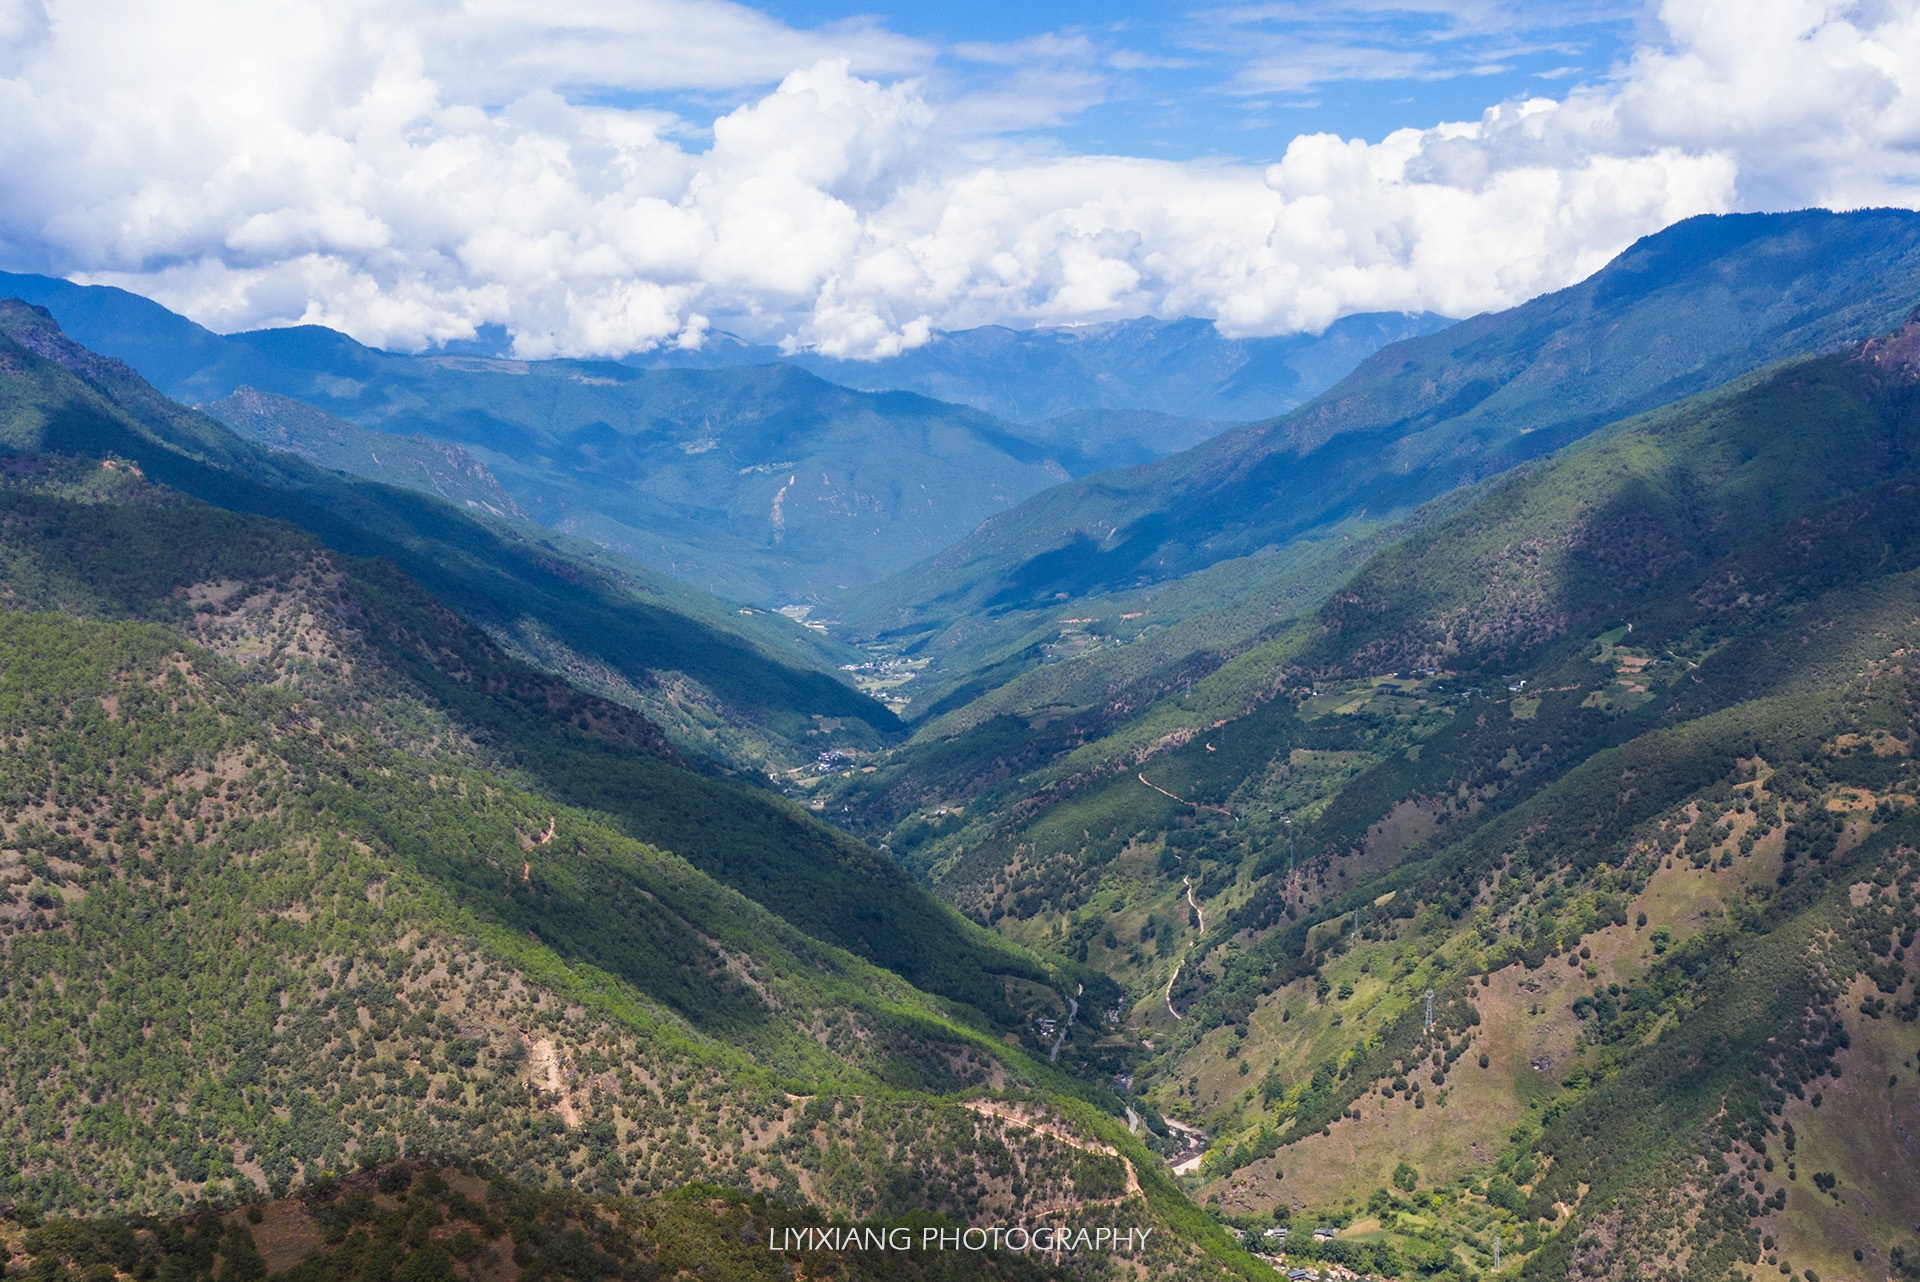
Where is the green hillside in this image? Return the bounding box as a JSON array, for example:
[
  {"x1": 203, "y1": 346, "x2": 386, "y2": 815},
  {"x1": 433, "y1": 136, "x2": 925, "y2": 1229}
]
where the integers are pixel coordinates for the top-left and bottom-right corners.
[
  {"x1": 0, "y1": 429, "x2": 1261, "y2": 1273},
  {"x1": 201, "y1": 386, "x2": 526, "y2": 520},
  {"x1": 840, "y1": 209, "x2": 1920, "y2": 718},
  {"x1": 0, "y1": 604, "x2": 984, "y2": 1207},
  {"x1": 811, "y1": 310, "x2": 1920, "y2": 1280},
  {"x1": 2, "y1": 1162, "x2": 1080, "y2": 1282},
  {"x1": 0, "y1": 454, "x2": 1059, "y2": 1028},
  {"x1": 0, "y1": 299, "x2": 894, "y2": 772}
]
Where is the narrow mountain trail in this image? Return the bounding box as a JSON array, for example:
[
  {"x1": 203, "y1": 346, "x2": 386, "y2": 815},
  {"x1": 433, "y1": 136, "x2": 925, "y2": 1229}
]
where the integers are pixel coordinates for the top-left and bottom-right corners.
[
  {"x1": 1138, "y1": 772, "x2": 1230, "y2": 815},
  {"x1": 1163, "y1": 877, "x2": 1208, "y2": 1022},
  {"x1": 1184, "y1": 876, "x2": 1205, "y2": 934}
]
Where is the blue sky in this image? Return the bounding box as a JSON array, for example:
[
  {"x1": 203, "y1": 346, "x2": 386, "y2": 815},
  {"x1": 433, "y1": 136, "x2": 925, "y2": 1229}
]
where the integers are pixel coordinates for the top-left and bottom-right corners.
[{"x1": 680, "y1": 1, "x2": 1644, "y2": 161}]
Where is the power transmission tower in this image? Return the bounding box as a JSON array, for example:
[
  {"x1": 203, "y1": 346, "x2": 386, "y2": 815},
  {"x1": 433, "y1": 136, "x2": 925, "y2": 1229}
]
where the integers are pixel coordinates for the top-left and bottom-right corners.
[{"x1": 1423, "y1": 988, "x2": 1435, "y2": 1033}]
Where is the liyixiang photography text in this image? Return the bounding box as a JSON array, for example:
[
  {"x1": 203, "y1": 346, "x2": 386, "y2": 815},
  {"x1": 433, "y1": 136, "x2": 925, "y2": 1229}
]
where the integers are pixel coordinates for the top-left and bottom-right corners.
[{"x1": 765, "y1": 1225, "x2": 1157, "y2": 1254}]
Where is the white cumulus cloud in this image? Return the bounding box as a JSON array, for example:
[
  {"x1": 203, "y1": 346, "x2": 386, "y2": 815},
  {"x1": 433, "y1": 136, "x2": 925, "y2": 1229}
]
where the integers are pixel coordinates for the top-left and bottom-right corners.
[{"x1": 0, "y1": 0, "x2": 1915, "y2": 358}]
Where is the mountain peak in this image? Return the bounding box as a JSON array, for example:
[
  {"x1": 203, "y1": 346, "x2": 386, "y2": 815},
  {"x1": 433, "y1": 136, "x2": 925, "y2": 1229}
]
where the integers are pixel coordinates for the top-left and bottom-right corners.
[{"x1": 0, "y1": 295, "x2": 134, "y2": 387}]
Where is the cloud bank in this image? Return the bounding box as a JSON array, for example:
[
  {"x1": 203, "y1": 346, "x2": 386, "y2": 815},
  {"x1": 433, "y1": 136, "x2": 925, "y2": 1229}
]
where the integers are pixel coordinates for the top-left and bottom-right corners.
[{"x1": 0, "y1": 0, "x2": 1916, "y2": 358}]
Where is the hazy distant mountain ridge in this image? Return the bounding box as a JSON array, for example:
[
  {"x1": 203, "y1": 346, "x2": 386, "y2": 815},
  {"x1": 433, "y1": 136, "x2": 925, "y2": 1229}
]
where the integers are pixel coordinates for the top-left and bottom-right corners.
[
  {"x1": 1011, "y1": 408, "x2": 1230, "y2": 475},
  {"x1": 843, "y1": 208, "x2": 1920, "y2": 640},
  {"x1": 640, "y1": 312, "x2": 1455, "y2": 425},
  {"x1": 0, "y1": 272, "x2": 1451, "y2": 603},
  {"x1": 205, "y1": 351, "x2": 1073, "y2": 602},
  {"x1": 0, "y1": 276, "x2": 1061, "y2": 601}
]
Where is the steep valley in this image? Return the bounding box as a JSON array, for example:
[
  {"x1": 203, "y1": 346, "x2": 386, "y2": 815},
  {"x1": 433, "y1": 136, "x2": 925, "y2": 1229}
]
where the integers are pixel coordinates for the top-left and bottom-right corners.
[
  {"x1": 814, "y1": 308, "x2": 1920, "y2": 1280},
  {"x1": 0, "y1": 316, "x2": 1258, "y2": 1278},
  {"x1": 8, "y1": 214, "x2": 1920, "y2": 1282}
]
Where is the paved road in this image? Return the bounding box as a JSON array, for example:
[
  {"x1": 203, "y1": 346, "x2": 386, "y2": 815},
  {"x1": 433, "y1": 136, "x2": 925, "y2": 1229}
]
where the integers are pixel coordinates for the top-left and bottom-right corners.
[{"x1": 1049, "y1": 996, "x2": 1078, "y2": 1063}]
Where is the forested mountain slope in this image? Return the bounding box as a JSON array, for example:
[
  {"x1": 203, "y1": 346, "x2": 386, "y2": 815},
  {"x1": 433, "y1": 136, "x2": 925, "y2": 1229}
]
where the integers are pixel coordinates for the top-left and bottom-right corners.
[
  {"x1": 0, "y1": 437, "x2": 1254, "y2": 1274},
  {"x1": 843, "y1": 209, "x2": 1920, "y2": 656},
  {"x1": 0, "y1": 445, "x2": 1059, "y2": 1028},
  {"x1": 814, "y1": 309, "x2": 1920, "y2": 1281},
  {"x1": 201, "y1": 386, "x2": 526, "y2": 520},
  {"x1": 2, "y1": 1161, "x2": 1081, "y2": 1282},
  {"x1": 0, "y1": 300, "x2": 893, "y2": 771},
  {"x1": 0, "y1": 581, "x2": 1025, "y2": 1215}
]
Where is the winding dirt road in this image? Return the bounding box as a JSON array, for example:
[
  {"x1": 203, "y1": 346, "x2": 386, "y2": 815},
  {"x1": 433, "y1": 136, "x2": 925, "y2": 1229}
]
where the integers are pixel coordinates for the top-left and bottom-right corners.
[{"x1": 959, "y1": 1100, "x2": 1142, "y2": 1198}]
